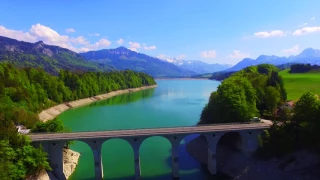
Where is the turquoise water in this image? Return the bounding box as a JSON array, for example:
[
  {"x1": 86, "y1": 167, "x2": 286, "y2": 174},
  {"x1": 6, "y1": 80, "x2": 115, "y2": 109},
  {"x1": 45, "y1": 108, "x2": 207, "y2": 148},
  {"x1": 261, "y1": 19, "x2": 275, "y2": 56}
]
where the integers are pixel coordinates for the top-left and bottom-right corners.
[{"x1": 59, "y1": 79, "x2": 221, "y2": 180}]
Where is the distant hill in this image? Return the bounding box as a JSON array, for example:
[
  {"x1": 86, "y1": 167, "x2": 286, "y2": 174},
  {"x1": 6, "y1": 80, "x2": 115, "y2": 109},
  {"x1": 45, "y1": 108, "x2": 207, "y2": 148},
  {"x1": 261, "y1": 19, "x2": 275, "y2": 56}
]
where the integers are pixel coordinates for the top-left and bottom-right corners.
[
  {"x1": 210, "y1": 63, "x2": 296, "y2": 81},
  {"x1": 0, "y1": 36, "x2": 113, "y2": 74},
  {"x1": 225, "y1": 48, "x2": 320, "y2": 72},
  {"x1": 80, "y1": 47, "x2": 196, "y2": 77},
  {"x1": 158, "y1": 57, "x2": 231, "y2": 74}
]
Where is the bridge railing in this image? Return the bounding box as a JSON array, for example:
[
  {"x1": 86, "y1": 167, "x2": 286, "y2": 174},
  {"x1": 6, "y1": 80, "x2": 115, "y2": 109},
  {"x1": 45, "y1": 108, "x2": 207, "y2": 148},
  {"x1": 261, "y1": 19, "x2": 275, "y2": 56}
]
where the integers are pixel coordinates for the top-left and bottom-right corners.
[{"x1": 28, "y1": 121, "x2": 266, "y2": 135}]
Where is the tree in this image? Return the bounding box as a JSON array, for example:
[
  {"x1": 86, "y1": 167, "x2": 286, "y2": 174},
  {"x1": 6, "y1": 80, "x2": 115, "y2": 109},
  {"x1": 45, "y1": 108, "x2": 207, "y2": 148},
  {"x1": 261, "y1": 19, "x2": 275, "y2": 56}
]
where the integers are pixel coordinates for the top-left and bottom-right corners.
[
  {"x1": 199, "y1": 76, "x2": 258, "y2": 124},
  {"x1": 32, "y1": 118, "x2": 66, "y2": 133},
  {"x1": 291, "y1": 92, "x2": 319, "y2": 125},
  {"x1": 265, "y1": 86, "x2": 280, "y2": 116}
]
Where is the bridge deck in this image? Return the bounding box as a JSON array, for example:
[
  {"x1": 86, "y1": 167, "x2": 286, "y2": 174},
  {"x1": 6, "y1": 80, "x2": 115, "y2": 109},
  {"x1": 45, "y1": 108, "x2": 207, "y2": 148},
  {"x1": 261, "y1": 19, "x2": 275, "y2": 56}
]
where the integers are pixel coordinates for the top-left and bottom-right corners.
[{"x1": 29, "y1": 122, "x2": 271, "y2": 142}]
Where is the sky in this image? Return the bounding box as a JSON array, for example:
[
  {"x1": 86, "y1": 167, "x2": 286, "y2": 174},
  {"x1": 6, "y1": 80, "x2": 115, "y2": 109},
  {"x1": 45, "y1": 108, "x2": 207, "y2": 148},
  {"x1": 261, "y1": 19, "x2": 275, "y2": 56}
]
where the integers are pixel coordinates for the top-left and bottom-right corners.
[{"x1": 1, "y1": 0, "x2": 320, "y2": 65}]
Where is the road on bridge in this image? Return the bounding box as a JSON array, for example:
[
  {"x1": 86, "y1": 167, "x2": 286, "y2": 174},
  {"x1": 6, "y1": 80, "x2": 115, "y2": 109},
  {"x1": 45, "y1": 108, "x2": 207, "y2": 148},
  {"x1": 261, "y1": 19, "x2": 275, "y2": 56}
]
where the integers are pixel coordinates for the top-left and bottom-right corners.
[{"x1": 29, "y1": 121, "x2": 271, "y2": 142}]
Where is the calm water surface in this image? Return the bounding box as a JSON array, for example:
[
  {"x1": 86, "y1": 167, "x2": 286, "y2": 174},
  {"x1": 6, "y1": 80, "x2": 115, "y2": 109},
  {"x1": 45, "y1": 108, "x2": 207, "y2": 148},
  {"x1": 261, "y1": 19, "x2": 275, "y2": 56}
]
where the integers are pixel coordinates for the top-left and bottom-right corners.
[{"x1": 59, "y1": 79, "x2": 221, "y2": 180}]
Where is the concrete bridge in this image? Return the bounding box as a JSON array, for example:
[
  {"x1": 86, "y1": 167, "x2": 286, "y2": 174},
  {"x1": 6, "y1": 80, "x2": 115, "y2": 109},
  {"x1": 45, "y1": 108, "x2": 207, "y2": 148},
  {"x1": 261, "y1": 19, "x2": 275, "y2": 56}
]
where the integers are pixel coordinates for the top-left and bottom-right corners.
[{"x1": 30, "y1": 122, "x2": 271, "y2": 180}]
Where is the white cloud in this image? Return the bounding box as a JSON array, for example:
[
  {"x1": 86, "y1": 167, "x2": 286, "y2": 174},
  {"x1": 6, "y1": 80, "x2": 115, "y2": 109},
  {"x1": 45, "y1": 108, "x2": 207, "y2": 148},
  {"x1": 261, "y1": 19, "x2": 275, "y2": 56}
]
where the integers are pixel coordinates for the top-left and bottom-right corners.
[
  {"x1": 176, "y1": 54, "x2": 186, "y2": 59},
  {"x1": 200, "y1": 50, "x2": 216, "y2": 58},
  {"x1": 65, "y1": 28, "x2": 75, "y2": 33},
  {"x1": 117, "y1": 38, "x2": 124, "y2": 45},
  {"x1": 283, "y1": 45, "x2": 300, "y2": 54},
  {"x1": 89, "y1": 33, "x2": 100, "y2": 36},
  {"x1": 311, "y1": 17, "x2": 316, "y2": 21},
  {"x1": 254, "y1": 30, "x2": 286, "y2": 38},
  {"x1": 143, "y1": 45, "x2": 156, "y2": 50},
  {"x1": 128, "y1": 42, "x2": 141, "y2": 51},
  {"x1": 71, "y1": 36, "x2": 89, "y2": 45},
  {"x1": 0, "y1": 26, "x2": 36, "y2": 42},
  {"x1": 229, "y1": 50, "x2": 249, "y2": 59},
  {"x1": 0, "y1": 24, "x2": 112, "y2": 52},
  {"x1": 88, "y1": 38, "x2": 112, "y2": 49},
  {"x1": 292, "y1": 26, "x2": 320, "y2": 36},
  {"x1": 299, "y1": 22, "x2": 308, "y2": 27}
]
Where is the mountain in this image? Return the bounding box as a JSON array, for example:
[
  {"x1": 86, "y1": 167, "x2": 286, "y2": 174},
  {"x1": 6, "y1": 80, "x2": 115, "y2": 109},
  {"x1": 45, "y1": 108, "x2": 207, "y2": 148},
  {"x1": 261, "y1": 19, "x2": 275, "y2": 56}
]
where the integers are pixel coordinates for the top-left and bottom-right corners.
[
  {"x1": 159, "y1": 57, "x2": 231, "y2": 74},
  {"x1": 80, "y1": 47, "x2": 196, "y2": 77},
  {"x1": 0, "y1": 36, "x2": 113, "y2": 74},
  {"x1": 225, "y1": 48, "x2": 320, "y2": 72}
]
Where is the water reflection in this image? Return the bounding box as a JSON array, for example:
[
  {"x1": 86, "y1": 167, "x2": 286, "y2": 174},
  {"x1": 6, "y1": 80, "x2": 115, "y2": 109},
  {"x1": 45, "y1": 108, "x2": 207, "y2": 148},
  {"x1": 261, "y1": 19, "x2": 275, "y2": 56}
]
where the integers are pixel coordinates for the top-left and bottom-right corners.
[{"x1": 89, "y1": 88, "x2": 155, "y2": 107}]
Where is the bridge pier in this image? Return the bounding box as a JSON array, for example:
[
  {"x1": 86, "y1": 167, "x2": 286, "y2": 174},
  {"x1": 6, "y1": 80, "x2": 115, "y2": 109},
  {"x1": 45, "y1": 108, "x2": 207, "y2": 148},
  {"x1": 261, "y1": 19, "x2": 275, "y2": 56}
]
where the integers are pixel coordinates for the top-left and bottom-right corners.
[
  {"x1": 240, "y1": 130, "x2": 262, "y2": 154},
  {"x1": 205, "y1": 134, "x2": 220, "y2": 175},
  {"x1": 43, "y1": 141, "x2": 66, "y2": 180},
  {"x1": 133, "y1": 147, "x2": 141, "y2": 180},
  {"x1": 207, "y1": 147, "x2": 217, "y2": 174},
  {"x1": 86, "y1": 140, "x2": 104, "y2": 180},
  {"x1": 171, "y1": 142, "x2": 180, "y2": 179}
]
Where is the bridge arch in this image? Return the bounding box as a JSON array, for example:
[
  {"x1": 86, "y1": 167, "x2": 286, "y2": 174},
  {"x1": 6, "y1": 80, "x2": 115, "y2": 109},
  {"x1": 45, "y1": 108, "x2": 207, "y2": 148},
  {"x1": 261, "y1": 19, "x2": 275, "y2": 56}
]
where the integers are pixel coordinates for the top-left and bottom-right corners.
[
  {"x1": 217, "y1": 131, "x2": 244, "y2": 151},
  {"x1": 63, "y1": 140, "x2": 94, "y2": 179},
  {"x1": 177, "y1": 133, "x2": 208, "y2": 172},
  {"x1": 139, "y1": 135, "x2": 172, "y2": 178},
  {"x1": 101, "y1": 138, "x2": 134, "y2": 178}
]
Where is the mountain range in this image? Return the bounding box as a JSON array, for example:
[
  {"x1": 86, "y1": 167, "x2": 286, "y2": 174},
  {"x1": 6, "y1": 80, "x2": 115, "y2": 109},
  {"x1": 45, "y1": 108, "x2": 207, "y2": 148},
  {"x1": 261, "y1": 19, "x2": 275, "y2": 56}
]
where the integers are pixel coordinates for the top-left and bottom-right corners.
[
  {"x1": 1, "y1": 35, "x2": 320, "y2": 78},
  {"x1": 158, "y1": 57, "x2": 231, "y2": 74},
  {"x1": 224, "y1": 48, "x2": 320, "y2": 72},
  {"x1": 0, "y1": 36, "x2": 113, "y2": 74},
  {"x1": 80, "y1": 47, "x2": 196, "y2": 77}
]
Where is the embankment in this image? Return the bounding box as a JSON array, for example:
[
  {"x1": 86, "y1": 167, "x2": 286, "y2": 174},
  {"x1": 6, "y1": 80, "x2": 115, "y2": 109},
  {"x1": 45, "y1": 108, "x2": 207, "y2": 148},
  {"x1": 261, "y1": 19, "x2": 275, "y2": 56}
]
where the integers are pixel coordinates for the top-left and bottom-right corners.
[{"x1": 38, "y1": 85, "x2": 157, "y2": 122}]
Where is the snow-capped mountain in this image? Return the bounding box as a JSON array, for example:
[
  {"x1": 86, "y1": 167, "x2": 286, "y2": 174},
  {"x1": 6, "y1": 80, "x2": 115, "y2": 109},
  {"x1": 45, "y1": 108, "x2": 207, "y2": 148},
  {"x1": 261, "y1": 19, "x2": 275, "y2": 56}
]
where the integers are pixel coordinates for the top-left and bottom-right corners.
[{"x1": 158, "y1": 57, "x2": 232, "y2": 74}]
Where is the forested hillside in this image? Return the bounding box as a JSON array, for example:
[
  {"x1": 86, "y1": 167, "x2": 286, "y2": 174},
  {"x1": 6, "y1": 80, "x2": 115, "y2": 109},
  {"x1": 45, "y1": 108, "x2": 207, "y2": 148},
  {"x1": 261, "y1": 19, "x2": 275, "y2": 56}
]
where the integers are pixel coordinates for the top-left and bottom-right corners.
[
  {"x1": 0, "y1": 62, "x2": 156, "y2": 179},
  {"x1": 199, "y1": 63, "x2": 320, "y2": 159},
  {"x1": 0, "y1": 36, "x2": 113, "y2": 75},
  {"x1": 200, "y1": 64, "x2": 286, "y2": 124}
]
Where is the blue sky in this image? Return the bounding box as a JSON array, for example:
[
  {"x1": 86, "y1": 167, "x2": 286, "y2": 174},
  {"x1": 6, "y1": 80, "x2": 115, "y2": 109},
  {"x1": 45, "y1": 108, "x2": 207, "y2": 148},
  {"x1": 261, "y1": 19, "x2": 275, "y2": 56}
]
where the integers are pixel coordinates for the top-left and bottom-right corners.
[{"x1": 1, "y1": 0, "x2": 320, "y2": 65}]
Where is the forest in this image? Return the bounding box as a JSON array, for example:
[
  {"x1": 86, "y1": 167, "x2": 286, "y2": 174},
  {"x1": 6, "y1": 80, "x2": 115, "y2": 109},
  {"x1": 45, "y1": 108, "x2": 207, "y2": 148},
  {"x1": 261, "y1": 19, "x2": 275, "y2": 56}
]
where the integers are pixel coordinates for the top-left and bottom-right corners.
[
  {"x1": 289, "y1": 63, "x2": 320, "y2": 73},
  {"x1": 199, "y1": 64, "x2": 320, "y2": 157},
  {"x1": 0, "y1": 62, "x2": 156, "y2": 179},
  {"x1": 200, "y1": 64, "x2": 286, "y2": 124}
]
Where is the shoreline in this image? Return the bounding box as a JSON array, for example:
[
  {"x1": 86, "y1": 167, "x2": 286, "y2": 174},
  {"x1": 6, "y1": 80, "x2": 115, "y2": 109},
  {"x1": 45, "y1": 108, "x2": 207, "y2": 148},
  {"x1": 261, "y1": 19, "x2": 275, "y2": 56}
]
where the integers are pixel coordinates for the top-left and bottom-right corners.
[
  {"x1": 38, "y1": 85, "x2": 157, "y2": 122},
  {"x1": 155, "y1": 78, "x2": 209, "y2": 80}
]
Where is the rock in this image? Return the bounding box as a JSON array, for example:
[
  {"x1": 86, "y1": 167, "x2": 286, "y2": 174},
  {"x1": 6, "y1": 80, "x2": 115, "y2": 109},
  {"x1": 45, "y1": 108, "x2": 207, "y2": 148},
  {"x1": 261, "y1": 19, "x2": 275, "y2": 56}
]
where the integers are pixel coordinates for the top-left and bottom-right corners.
[
  {"x1": 63, "y1": 149, "x2": 81, "y2": 179},
  {"x1": 26, "y1": 149, "x2": 80, "y2": 180}
]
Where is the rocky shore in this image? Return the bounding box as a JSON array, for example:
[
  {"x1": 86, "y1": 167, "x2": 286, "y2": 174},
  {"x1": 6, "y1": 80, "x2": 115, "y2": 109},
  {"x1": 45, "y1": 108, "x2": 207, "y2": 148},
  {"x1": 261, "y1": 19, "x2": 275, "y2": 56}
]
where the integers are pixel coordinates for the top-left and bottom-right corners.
[
  {"x1": 187, "y1": 136, "x2": 320, "y2": 180},
  {"x1": 38, "y1": 85, "x2": 157, "y2": 122},
  {"x1": 27, "y1": 149, "x2": 80, "y2": 180}
]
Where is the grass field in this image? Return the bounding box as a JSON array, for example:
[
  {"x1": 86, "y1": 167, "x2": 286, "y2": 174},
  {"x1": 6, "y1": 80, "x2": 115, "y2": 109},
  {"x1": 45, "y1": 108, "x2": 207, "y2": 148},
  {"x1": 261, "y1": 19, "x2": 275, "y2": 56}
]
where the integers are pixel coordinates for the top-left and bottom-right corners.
[{"x1": 279, "y1": 69, "x2": 320, "y2": 100}]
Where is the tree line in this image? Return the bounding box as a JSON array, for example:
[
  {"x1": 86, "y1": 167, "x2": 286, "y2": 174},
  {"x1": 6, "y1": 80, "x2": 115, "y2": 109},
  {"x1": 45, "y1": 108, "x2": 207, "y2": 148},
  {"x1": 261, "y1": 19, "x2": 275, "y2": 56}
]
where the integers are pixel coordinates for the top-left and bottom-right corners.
[
  {"x1": 289, "y1": 63, "x2": 320, "y2": 73},
  {"x1": 0, "y1": 62, "x2": 156, "y2": 179}
]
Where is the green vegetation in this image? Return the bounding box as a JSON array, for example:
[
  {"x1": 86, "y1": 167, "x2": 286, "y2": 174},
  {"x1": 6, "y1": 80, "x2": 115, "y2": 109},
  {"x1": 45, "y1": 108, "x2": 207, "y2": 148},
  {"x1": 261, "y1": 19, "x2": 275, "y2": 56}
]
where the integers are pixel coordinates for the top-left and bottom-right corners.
[
  {"x1": 199, "y1": 64, "x2": 286, "y2": 124},
  {"x1": 279, "y1": 69, "x2": 320, "y2": 100},
  {"x1": 0, "y1": 36, "x2": 113, "y2": 75},
  {"x1": 0, "y1": 62, "x2": 156, "y2": 179},
  {"x1": 202, "y1": 63, "x2": 320, "y2": 158},
  {"x1": 258, "y1": 92, "x2": 320, "y2": 157}
]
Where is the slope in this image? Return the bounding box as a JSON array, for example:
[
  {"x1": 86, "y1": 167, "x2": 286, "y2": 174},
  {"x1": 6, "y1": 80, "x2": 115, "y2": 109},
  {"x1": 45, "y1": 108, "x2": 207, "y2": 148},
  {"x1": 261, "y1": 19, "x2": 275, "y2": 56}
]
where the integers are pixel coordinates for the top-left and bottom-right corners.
[
  {"x1": 80, "y1": 47, "x2": 197, "y2": 77},
  {"x1": 0, "y1": 36, "x2": 113, "y2": 75}
]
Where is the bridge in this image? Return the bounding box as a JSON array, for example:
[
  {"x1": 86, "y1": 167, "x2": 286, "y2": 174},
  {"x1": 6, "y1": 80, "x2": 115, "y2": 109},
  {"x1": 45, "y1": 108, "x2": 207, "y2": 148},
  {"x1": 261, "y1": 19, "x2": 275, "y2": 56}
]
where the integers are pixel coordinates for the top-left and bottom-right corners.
[{"x1": 30, "y1": 121, "x2": 271, "y2": 180}]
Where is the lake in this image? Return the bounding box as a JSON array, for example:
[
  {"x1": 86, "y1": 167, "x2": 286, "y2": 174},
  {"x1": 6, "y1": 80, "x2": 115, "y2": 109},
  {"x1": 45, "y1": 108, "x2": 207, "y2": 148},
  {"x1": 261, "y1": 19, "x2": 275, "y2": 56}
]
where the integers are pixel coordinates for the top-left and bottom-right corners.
[{"x1": 59, "y1": 79, "x2": 220, "y2": 180}]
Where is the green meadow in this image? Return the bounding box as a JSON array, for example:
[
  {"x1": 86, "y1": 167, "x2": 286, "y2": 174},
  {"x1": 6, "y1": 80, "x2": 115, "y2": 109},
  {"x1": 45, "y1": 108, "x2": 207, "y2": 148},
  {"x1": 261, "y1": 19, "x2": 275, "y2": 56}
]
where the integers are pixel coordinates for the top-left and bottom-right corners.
[{"x1": 280, "y1": 69, "x2": 320, "y2": 100}]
